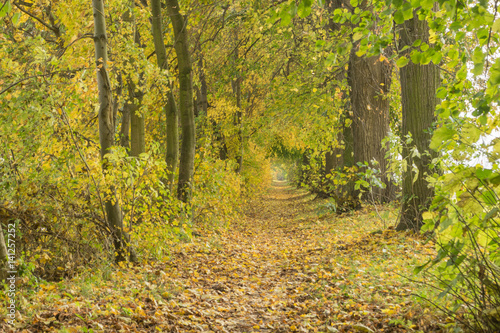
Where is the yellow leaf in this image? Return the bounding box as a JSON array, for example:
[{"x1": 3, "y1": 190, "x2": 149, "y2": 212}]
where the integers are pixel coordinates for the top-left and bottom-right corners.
[{"x1": 422, "y1": 211, "x2": 434, "y2": 220}]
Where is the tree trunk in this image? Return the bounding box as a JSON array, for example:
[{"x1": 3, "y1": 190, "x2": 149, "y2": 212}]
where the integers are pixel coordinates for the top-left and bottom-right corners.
[
  {"x1": 124, "y1": 0, "x2": 145, "y2": 157},
  {"x1": 349, "y1": 48, "x2": 393, "y2": 203},
  {"x1": 336, "y1": 113, "x2": 359, "y2": 208},
  {"x1": 151, "y1": 0, "x2": 179, "y2": 191},
  {"x1": 396, "y1": 13, "x2": 440, "y2": 232},
  {"x1": 323, "y1": 0, "x2": 360, "y2": 208},
  {"x1": 166, "y1": 0, "x2": 196, "y2": 203},
  {"x1": 198, "y1": 57, "x2": 208, "y2": 115},
  {"x1": 0, "y1": 222, "x2": 8, "y2": 281},
  {"x1": 120, "y1": 102, "x2": 130, "y2": 149},
  {"x1": 325, "y1": 149, "x2": 341, "y2": 177},
  {"x1": 165, "y1": 96, "x2": 179, "y2": 186},
  {"x1": 92, "y1": 0, "x2": 133, "y2": 262},
  {"x1": 129, "y1": 99, "x2": 145, "y2": 156},
  {"x1": 232, "y1": 30, "x2": 243, "y2": 173},
  {"x1": 234, "y1": 76, "x2": 243, "y2": 173}
]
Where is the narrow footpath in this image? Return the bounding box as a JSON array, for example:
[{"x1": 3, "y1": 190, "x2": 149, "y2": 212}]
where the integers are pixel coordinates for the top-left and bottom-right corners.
[
  {"x1": 154, "y1": 182, "x2": 443, "y2": 332},
  {"x1": 19, "y1": 182, "x2": 445, "y2": 332}
]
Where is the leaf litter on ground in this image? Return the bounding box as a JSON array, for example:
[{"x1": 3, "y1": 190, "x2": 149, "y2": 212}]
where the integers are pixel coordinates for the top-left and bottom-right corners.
[{"x1": 1, "y1": 182, "x2": 451, "y2": 332}]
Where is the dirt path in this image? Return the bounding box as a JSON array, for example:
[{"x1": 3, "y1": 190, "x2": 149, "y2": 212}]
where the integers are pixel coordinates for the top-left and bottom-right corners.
[
  {"x1": 158, "y1": 182, "x2": 442, "y2": 332},
  {"x1": 17, "y1": 182, "x2": 443, "y2": 332},
  {"x1": 166, "y1": 182, "x2": 322, "y2": 332}
]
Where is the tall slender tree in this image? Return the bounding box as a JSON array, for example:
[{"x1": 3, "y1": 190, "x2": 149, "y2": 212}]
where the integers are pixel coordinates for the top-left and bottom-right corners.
[
  {"x1": 151, "y1": 0, "x2": 179, "y2": 190},
  {"x1": 396, "y1": 11, "x2": 440, "y2": 231},
  {"x1": 166, "y1": 0, "x2": 196, "y2": 203},
  {"x1": 124, "y1": 0, "x2": 145, "y2": 157},
  {"x1": 232, "y1": 29, "x2": 244, "y2": 173},
  {"x1": 92, "y1": 0, "x2": 133, "y2": 262}
]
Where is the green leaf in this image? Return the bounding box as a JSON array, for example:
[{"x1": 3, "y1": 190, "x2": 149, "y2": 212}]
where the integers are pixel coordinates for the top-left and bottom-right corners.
[
  {"x1": 479, "y1": 115, "x2": 488, "y2": 125},
  {"x1": 455, "y1": 31, "x2": 466, "y2": 41},
  {"x1": 489, "y1": 59, "x2": 500, "y2": 85},
  {"x1": 396, "y1": 56, "x2": 409, "y2": 68},
  {"x1": 430, "y1": 126, "x2": 456, "y2": 150},
  {"x1": 298, "y1": 0, "x2": 313, "y2": 18},
  {"x1": 410, "y1": 0, "x2": 420, "y2": 8},
  {"x1": 481, "y1": 190, "x2": 497, "y2": 205},
  {"x1": 439, "y1": 218, "x2": 454, "y2": 231},
  {"x1": 421, "y1": 0, "x2": 434, "y2": 10},
  {"x1": 473, "y1": 63, "x2": 484, "y2": 76},
  {"x1": 350, "y1": 0, "x2": 359, "y2": 7},
  {"x1": 461, "y1": 123, "x2": 481, "y2": 144},
  {"x1": 472, "y1": 47, "x2": 485, "y2": 76},
  {"x1": 394, "y1": 10, "x2": 404, "y2": 24},
  {"x1": 436, "y1": 87, "x2": 447, "y2": 99},
  {"x1": 493, "y1": 18, "x2": 500, "y2": 32},
  {"x1": 456, "y1": 66, "x2": 467, "y2": 80},
  {"x1": 0, "y1": 0, "x2": 11, "y2": 18},
  {"x1": 484, "y1": 207, "x2": 499, "y2": 221},
  {"x1": 12, "y1": 12, "x2": 20, "y2": 26},
  {"x1": 280, "y1": 9, "x2": 292, "y2": 26},
  {"x1": 352, "y1": 31, "x2": 364, "y2": 42},
  {"x1": 410, "y1": 51, "x2": 422, "y2": 64},
  {"x1": 431, "y1": 52, "x2": 442, "y2": 64},
  {"x1": 402, "y1": 3, "x2": 414, "y2": 20}
]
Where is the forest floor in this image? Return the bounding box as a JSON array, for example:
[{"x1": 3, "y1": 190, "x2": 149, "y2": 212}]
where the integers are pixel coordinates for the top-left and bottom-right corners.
[{"x1": 3, "y1": 182, "x2": 452, "y2": 332}]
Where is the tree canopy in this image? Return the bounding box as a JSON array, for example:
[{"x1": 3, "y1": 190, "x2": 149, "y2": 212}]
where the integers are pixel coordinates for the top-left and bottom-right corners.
[{"x1": 1, "y1": 0, "x2": 500, "y2": 331}]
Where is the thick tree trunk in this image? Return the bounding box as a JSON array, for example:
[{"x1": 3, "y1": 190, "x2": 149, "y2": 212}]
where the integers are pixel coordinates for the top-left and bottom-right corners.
[
  {"x1": 166, "y1": 0, "x2": 196, "y2": 203},
  {"x1": 325, "y1": 149, "x2": 342, "y2": 177},
  {"x1": 0, "y1": 222, "x2": 8, "y2": 281},
  {"x1": 349, "y1": 49, "x2": 393, "y2": 203},
  {"x1": 396, "y1": 13, "x2": 439, "y2": 232},
  {"x1": 151, "y1": 0, "x2": 179, "y2": 191},
  {"x1": 92, "y1": 0, "x2": 134, "y2": 262}
]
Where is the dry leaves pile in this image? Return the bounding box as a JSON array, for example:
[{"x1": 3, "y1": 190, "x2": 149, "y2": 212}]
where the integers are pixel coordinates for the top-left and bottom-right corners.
[{"x1": 2, "y1": 182, "x2": 450, "y2": 332}]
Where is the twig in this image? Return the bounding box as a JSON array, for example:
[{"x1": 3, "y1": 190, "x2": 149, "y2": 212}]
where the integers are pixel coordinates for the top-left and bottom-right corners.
[{"x1": 59, "y1": 106, "x2": 108, "y2": 229}]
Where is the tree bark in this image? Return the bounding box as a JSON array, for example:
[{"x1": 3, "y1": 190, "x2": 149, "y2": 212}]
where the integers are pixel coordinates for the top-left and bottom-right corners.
[
  {"x1": 151, "y1": 0, "x2": 179, "y2": 191},
  {"x1": 349, "y1": 48, "x2": 393, "y2": 202},
  {"x1": 166, "y1": 0, "x2": 196, "y2": 203},
  {"x1": 124, "y1": 0, "x2": 145, "y2": 157},
  {"x1": 233, "y1": 76, "x2": 243, "y2": 173},
  {"x1": 120, "y1": 102, "x2": 131, "y2": 149},
  {"x1": 198, "y1": 57, "x2": 208, "y2": 114},
  {"x1": 396, "y1": 12, "x2": 439, "y2": 232},
  {"x1": 232, "y1": 30, "x2": 244, "y2": 173},
  {"x1": 92, "y1": 0, "x2": 133, "y2": 262},
  {"x1": 323, "y1": 0, "x2": 360, "y2": 207}
]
